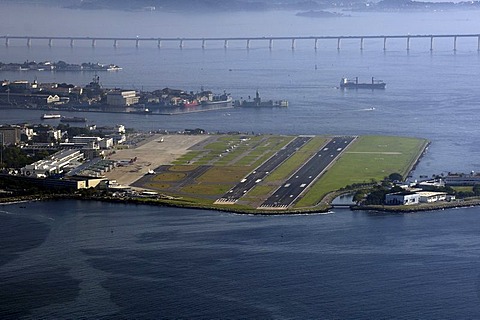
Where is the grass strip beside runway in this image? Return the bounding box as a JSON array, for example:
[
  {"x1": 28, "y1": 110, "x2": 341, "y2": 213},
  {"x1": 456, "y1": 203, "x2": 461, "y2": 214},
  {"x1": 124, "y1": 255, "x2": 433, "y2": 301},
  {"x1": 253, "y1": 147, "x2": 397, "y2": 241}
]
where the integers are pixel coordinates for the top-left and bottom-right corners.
[{"x1": 295, "y1": 136, "x2": 428, "y2": 208}]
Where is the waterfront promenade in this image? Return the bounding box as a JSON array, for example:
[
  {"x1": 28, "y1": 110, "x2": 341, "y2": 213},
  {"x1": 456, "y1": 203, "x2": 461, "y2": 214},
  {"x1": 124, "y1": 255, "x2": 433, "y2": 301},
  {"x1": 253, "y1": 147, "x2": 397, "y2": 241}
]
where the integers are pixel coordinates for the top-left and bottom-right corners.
[{"x1": 2, "y1": 34, "x2": 480, "y2": 51}]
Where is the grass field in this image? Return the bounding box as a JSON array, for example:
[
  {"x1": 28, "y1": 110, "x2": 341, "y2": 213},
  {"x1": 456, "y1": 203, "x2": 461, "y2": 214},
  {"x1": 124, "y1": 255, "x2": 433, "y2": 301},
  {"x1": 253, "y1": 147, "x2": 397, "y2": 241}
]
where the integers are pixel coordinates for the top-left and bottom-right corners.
[
  {"x1": 295, "y1": 135, "x2": 428, "y2": 208},
  {"x1": 137, "y1": 134, "x2": 428, "y2": 212}
]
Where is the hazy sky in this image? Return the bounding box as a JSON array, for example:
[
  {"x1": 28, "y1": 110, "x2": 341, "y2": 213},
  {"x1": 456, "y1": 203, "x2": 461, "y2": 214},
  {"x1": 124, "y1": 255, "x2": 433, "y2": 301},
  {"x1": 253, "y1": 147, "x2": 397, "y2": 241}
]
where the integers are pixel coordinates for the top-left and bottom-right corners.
[{"x1": 1, "y1": 3, "x2": 480, "y2": 39}]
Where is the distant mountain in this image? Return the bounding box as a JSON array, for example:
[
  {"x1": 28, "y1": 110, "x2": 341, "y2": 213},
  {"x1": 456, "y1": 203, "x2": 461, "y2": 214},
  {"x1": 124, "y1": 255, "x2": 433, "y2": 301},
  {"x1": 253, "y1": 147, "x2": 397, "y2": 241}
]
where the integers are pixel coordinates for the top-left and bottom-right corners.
[
  {"x1": 362, "y1": 0, "x2": 480, "y2": 10},
  {"x1": 64, "y1": 0, "x2": 326, "y2": 11},
  {"x1": 2, "y1": 0, "x2": 348, "y2": 12},
  {"x1": 296, "y1": 10, "x2": 346, "y2": 17}
]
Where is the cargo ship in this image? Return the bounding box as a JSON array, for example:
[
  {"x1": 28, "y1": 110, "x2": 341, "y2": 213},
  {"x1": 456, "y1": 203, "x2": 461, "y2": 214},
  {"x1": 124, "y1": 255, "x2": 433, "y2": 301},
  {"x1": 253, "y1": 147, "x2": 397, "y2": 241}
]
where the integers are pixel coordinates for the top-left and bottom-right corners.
[
  {"x1": 235, "y1": 91, "x2": 288, "y2": 108},
  {"x1": 41, "y1": 114, "x2": 61, "y2": 119},
  {"x1": 340, "y1": 77, "x2": 386, "y2": 89},
  {"x1": 60, "y1": 116, "x2": 87, "y2": 123}
]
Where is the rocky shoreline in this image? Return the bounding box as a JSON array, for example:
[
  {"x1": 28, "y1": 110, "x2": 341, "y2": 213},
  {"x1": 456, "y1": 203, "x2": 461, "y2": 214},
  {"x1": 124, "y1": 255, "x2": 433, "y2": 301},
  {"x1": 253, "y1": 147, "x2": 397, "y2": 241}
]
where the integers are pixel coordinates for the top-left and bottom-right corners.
[
  {"x1": 2, "y1": 192, "x2": 480, "y2": 215},
  {"x1": 0, "y1": 192, "x2": 334, "y2": 215},
  {"x1": 352, "y1": 198, "x2": 480, "y2": 213}
]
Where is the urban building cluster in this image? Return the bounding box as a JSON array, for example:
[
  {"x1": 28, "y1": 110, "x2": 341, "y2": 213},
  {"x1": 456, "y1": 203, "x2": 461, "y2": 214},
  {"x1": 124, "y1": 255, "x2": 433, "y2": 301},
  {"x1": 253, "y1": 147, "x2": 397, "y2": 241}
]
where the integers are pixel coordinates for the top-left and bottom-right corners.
[
  {"x1": 0, "y1": 60, "x2": 122, "y2": 72},
  {"x1": 0, "y1": 77, "x2": 230, "y2": 110},
  {"x1": 385, "y1": 179, "x2": 455, "y2": 206},
  {"x1": 0, "y1": 123, "x2": 126, "y2": 189}
]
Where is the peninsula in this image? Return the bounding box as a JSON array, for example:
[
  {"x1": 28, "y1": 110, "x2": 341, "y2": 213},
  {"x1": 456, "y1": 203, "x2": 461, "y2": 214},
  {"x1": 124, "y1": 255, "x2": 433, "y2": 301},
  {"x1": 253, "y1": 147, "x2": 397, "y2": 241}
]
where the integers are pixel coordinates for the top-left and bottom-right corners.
[
  {"x1": 0, "y1": 61, "x2": 121, "y2": 72},
  {"x1": 0, "y1": 130, "x2": 435, "y2": 214},
  {"x1": 0, "y1": 78, "x2": 233, "y2": 115}
]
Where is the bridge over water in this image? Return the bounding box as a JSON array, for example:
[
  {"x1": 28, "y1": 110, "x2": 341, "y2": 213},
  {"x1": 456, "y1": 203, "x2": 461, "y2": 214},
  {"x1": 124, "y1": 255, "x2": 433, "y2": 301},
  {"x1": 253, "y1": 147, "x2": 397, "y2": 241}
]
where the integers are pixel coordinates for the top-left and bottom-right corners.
[{"x1": 1, "y1": 34, "x2": 480, "y2": 51}]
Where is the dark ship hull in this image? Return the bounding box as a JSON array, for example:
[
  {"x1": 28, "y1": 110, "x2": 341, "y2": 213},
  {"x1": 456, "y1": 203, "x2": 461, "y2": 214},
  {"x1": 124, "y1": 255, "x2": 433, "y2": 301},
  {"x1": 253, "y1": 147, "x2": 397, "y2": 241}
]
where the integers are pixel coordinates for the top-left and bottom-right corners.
[
  {"x1": 235, "y1": 90, "x2": 288, "y2": 108},
  {"x1": 340, "y1": 77, "x2": 386, "y2": 89}
]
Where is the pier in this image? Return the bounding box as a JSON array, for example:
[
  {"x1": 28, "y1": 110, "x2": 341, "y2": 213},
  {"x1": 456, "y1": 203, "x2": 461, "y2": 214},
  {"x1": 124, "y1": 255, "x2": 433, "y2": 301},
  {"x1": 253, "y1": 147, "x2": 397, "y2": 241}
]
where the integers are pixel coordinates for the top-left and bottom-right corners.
[{"x1": 2, "y1": 34, "x2": 480, "y2": 51}]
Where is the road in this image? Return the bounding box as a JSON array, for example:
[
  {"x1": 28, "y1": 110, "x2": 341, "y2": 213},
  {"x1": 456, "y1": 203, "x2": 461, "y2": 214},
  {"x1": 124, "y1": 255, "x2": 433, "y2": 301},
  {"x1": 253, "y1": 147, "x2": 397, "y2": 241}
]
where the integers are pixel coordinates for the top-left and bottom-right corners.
[
  {"x1": 215, "y1": 136, "x2": 312, "y2": 204},
  {"x1": 259, "y1": 136, "x2": 355, "y2": 209}
]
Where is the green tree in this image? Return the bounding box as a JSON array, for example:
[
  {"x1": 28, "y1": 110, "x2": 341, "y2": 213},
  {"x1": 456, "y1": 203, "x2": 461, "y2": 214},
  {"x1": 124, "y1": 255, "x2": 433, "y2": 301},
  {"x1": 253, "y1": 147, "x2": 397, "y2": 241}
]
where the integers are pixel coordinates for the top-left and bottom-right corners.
[
  {"x1": 353, "y1": 190, "x2": 367, "y2": 203},
  {"x1": 473, "y1": 184, "x2": 480, "y2": 196},
  {"x1": 3, "y1": 147, "x2": 29, "y2": 168},
  {"x1": 364, "y1": 185, "x2": 389, "y2": 205},
  {"x1": 388, "y1": 172, "x2": 403, "y2": 182}
]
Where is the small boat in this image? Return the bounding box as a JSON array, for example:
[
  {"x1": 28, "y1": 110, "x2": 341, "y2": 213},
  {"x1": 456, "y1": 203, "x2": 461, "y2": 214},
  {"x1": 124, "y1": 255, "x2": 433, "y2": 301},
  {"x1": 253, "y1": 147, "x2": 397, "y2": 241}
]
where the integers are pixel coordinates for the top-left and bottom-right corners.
[
  {"x1": 129, "y1": 108, "x2": 152, "y2": 114},
  {"x1": 340, "y1": 77, "x2": 386, "y2": 89},
  {"x1": 41, "y1": 114, "x2": 61, "y2": 119},
  {"x1": 60, "y1": 116, "x2": 87, "y2": 123},
  {"x1": 107, "y1": 64, "x2": 122, "y2": 71}
]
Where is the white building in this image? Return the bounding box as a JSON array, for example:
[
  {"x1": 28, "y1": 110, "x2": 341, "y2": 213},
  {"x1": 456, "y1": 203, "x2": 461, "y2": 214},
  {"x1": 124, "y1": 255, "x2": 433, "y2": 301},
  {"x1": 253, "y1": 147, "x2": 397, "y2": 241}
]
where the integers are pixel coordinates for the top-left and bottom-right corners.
[
  {"x1": 72, "y1": 136, "x2": 102, "y2": 149},
  {"x1": 48, "y1": 129, "x2": 62, "y2": 141},
  {"x1": 99, "y1": 137, "x2": 114, "y2": 149},
  {"x1": 111, "y1": 133, "x2": 126, "y2": 144},
  {"x1": 417, "y1": 191, "x2": 447, "y2": 203},
  {"x1": 116, "y1": 124, "x2": 125, "y2": 134},
  {"x1": 21, "y1": 149, "x2": 83, "y2": 178},
  {"x1": 385, "y1": 192, "x2": 420, "y2": 205},
  {"x1": 106, "y1": 90, "x2": 139, "y2": 106},
  {"x1": 22, "y1": 127, "x2": 34, "y2": 140},
  {"x1": 46, "y1": 95, "x2": 60, "y2": 104},
  {"x1": 417, "y1": 179, "x2": 445, "y2": 190}
]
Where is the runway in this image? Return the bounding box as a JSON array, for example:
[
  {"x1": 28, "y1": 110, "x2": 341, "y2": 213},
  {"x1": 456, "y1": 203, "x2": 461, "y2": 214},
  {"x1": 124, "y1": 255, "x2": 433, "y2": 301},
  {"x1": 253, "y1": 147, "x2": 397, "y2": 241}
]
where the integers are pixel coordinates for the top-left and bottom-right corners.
[
  {"x1": 215, "y1": 136, "x2": 312, "y2": 204},
  {"x1": 259, "y1": 136, "x2": 355, "y2": 210}
]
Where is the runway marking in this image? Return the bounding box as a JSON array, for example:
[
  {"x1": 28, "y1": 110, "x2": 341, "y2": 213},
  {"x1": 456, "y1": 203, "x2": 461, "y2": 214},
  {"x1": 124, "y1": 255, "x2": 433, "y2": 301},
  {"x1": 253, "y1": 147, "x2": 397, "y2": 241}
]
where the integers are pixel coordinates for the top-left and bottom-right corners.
[
  {"x1": 346, "y1": 152, "x2": 402, "y2": 155},
  {"x1": 214, "y1": 136, "x2": 312, "y2": 204},
  {"x1": 258, "y1": 136, "x2": 355, "y2": 210}
]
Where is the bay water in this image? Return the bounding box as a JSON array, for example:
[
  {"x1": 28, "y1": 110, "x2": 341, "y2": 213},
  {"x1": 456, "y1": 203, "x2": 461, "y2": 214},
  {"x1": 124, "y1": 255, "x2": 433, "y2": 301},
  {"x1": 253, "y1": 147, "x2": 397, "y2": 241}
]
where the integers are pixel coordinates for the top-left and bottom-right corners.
[
  {"x1": 1, "y1": 200, "x2": 480, "y2": 319},
  {"x1": 1, "y1": 7, "x2": 480, "y2": 318}
]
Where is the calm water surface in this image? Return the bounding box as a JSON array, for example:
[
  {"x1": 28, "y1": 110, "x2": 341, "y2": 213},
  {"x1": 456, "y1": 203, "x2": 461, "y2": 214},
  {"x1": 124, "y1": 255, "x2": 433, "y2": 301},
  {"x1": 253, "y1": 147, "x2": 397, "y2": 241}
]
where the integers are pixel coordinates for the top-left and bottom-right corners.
[
  {"x1": 2, "y1": 8, "x2": 480, "y2": 319},
  {"x1": 1, "y1": 200, "x2": 480, "y2": 319},
  {"x1": 2, "y1": 45, "x2": 480, "y2": 177}
]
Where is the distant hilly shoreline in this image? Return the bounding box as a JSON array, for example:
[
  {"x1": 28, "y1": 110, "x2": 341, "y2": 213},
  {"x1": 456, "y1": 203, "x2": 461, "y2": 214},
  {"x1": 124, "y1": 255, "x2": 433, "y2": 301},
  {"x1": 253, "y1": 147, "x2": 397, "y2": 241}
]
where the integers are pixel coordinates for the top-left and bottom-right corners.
[
  {"x1": 3, "y1": 0, "x2": 332, "y2": 12},
  {"x1": 4, "y1": 0, "x2": 480, "y2": 12}
]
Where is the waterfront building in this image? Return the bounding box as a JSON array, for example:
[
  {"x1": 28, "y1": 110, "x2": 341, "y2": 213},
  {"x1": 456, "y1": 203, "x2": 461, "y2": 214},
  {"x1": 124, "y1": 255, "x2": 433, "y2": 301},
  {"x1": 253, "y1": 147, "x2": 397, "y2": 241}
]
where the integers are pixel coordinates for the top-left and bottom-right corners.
[
  {"x1": 46, "y1": 95, "x2": 60, "y2": 104},
  {"x1": 417, "y1": 179, "x2": 445, "y2": 190},
  {"x1": 106, "y1": 90, "x2": 139, "y2": 106},
  {"x1": 42, "y1": 84, "x2": 83, "y2": 96},
  {"x1": 417, "y1": 191, "x2": 447, "y2": 203},
  {"x1": 9, "y1": 80, "x2": 30, "y2": 92},
  {"x1": 41, "y1": 176, "x2": 104, "y2": 189},
  {"x1": 444, "y1": 173, "x2": 480, "y2": 186},
  {"x1": 385, "y1": 190, "x2": 450, "y2": 205},
  {"x1": 385, "y1": 192, "x2": 420, "y2": 205}
]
